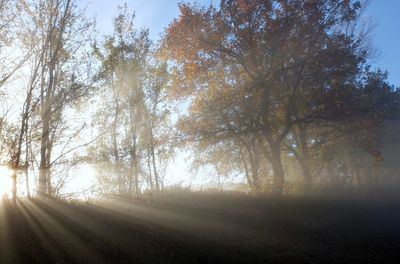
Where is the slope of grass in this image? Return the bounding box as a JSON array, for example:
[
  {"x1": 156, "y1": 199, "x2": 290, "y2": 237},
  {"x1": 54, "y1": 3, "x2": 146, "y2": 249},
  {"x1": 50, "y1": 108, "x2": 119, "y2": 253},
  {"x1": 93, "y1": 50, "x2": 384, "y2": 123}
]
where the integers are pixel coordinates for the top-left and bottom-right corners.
[{"x1": 0, "y1": 192, "x2": 399, "y2": 263}]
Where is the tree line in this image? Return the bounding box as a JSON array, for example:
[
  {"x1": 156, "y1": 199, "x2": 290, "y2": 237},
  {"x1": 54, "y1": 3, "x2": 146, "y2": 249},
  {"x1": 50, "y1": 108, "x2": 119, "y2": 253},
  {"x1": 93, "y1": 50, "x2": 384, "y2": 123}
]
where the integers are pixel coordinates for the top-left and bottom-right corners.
[{"x1": 0, "y1": 0, "x2": 399, "y2": 202}]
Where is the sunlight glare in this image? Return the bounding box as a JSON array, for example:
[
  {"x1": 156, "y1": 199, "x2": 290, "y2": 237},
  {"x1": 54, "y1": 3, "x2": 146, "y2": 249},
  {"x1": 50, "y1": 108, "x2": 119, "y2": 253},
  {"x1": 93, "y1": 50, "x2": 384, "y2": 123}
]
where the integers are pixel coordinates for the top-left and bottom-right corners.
[
  {"x1": 65, "y1": 164, "x2": 97, "y2": 199},
  {"x1": 0, "y1": 166, "x2": 12, "y2": 197}
]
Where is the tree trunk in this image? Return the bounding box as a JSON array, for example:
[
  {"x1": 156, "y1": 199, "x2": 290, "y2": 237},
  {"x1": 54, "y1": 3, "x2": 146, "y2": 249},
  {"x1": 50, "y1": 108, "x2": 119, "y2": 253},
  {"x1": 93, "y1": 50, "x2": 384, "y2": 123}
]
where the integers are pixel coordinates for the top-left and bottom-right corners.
[
  {"x1": 128, "y1": 157, "x2": 133, "y2": 197},
  {"x1": 239, "y1": 147, "x2": 255, "y2": 191},
  {"x1": 150, "y1": 130, "x2": 159, "y2": 192},
  {"x1": 258, "y1": 136, "x2": 285, "y2": 196},
  {"x1": 112, "y1": 93, "x2": 121, "y2": 195},
  {"x1": 46, "y1": 140, "x2": 53, "y2": 197},
  {"x1": 270, "y1": 145, "x2": 284, "y2": 197},
  {"x1": 11, "y1": 170, "x2": 16, "y2": 204},
  {"x1": 291, "y1": 152, "x2": 312, "y2": 193},
  {"x1": 298, "y1": 125, "x2": 312, "y2": 192},
  {"x1": 301, "y1": 162, "x2": 312, "y2": 193},
  {"x1": 243, "y1": 140, "x2": 261, "y2": 193},
  {"x1": 39, "y1": 125, "x2": 48, "y2": 199},
  {"x1": 39, "y1": 48, "x2": 54, "y2": 199},
  {"x1": 134, "y1": 154, "x2": 140, "y2": 197},
  {"x1": 39, "y1": 93, "x2": 50, "y2": 199},
  {"x1": 25, "y1": 128, "x2": 30, "y2": 198},
  {"x1": 130, "y1": 135, "x2": 139, "y2": 197},
  {"x1": 146, "y1": 147, "x2": 154, "y2": 191},
  {"x1": 149, "y1": 89, "x2": 160, "y2": 192},
  {"x1": 12, "y1": 89, "x2": 33, "y2": 203}
]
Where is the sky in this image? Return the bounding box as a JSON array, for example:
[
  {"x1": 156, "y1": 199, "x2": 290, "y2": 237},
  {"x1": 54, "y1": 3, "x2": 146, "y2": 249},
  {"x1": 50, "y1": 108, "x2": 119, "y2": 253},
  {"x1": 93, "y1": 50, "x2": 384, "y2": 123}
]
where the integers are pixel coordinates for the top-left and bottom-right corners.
[
  {"x1": 85, "y1": 0, "x2": 212, "y2": 40},
  {"x1": 364, "y1": 0, "x2": 400, "y2": 86},
  {"x1": 84, "y1": 0, "x2": 400, "y2": 87}
]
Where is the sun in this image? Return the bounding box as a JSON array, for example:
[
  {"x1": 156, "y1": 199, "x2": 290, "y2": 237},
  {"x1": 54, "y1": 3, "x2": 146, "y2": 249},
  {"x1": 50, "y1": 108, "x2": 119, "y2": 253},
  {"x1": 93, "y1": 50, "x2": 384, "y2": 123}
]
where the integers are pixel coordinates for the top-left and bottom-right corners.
[{"x1": 0, "y1": 166, "x2": 12, "y2": 197}]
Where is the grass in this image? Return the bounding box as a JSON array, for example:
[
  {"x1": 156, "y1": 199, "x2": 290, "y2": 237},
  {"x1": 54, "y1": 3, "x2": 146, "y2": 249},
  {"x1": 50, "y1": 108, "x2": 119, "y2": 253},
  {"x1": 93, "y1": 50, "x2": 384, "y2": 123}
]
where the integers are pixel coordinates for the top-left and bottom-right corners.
[{"x1": 0, "y1": 191, "x2": 399, "y2": 263}]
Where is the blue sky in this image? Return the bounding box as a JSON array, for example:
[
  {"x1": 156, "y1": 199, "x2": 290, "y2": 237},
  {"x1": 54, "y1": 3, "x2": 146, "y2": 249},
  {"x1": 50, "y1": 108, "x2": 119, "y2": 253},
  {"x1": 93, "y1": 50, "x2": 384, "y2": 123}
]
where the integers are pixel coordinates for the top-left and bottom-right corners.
[
  {"x1": 364, "y1": 0, "x2": 400, "y2": 86},
  {"x1": 84, "y1": 0, "x2": 399, "y2": 87},
  {"x1": 86, "y1": 0, "x2": 212, "y2": 40}
]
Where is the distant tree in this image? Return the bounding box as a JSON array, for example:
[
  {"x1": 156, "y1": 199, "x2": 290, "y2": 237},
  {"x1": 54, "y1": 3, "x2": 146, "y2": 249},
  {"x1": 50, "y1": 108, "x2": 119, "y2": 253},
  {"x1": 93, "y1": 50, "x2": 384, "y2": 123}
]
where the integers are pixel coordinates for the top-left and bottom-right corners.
[
  {"x1": 289, "y1": 68, "x2": 400, "y2": 190},
  {"x1": 144, "y1": 61, "x2": 173, "y2": 192},
  {"x1": 91, "y1": 6, "x2": 175, "y2": 198}
]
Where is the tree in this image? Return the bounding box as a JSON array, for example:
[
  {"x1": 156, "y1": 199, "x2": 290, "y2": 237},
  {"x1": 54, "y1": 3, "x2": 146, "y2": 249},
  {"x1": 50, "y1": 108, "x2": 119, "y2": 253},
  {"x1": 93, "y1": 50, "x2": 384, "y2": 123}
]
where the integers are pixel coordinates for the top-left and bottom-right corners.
[
  {"x1": 0, "y1": 0, "x2": 34, "y2": 203},
  {"x1": 92, "y1": 5, "x2": 152, "y2": 197},
  {"x1": 162, "y1": 0, "x2": 368, "y2": 195},
  {"x1": 19, "y1": 0, "x2": 93, "y2": 198}
]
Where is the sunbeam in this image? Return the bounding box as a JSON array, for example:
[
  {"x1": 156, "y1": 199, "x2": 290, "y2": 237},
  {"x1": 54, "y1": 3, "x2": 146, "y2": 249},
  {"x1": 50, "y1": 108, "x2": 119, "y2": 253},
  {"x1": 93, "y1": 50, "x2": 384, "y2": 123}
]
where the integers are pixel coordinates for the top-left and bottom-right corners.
[
  {"x1": 0, "y1": 166, "x2": 12, "y2": 198},
  {"x1": 0, "y1": 0, "x2": 398, "y2": 263}
]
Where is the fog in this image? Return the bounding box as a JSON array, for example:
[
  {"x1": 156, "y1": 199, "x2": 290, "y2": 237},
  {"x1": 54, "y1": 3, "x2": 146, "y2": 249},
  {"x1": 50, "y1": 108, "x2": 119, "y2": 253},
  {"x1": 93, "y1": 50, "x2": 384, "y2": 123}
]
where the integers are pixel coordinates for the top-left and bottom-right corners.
[{"x1": 0, "y1": 0, "x2": 399, "y2": 263}]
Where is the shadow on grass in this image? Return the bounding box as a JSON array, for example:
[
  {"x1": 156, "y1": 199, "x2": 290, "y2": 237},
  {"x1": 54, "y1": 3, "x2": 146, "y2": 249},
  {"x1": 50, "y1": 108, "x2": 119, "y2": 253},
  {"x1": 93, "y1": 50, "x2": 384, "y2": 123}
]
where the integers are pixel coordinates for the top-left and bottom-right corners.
[{"x1": 0, "y1": 192, "x2": 399, "y2": 263}]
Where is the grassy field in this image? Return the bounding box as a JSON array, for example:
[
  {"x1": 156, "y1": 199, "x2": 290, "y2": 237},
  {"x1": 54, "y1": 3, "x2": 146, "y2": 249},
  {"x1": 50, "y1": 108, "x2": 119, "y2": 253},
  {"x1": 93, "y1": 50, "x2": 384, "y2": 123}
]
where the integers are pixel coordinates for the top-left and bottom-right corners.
[{"x1": 0, "y1": 192, "x2": 399, "y2": 263}]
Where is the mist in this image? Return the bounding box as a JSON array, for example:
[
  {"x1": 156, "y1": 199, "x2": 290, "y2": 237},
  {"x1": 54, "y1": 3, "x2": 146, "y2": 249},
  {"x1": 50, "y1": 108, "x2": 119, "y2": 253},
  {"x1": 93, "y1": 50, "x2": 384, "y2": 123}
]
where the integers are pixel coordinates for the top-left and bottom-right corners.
[{"x1": 0, "y1": 0, "x2": 399, "y2": 263}]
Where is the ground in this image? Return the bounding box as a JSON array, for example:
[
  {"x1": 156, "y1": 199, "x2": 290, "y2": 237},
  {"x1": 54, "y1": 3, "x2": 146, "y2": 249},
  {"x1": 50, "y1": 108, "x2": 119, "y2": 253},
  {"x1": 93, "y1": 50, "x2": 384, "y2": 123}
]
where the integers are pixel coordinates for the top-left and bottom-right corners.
[{"x1": 0, "y1": 192, "x2": 399, "y2": 263}]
